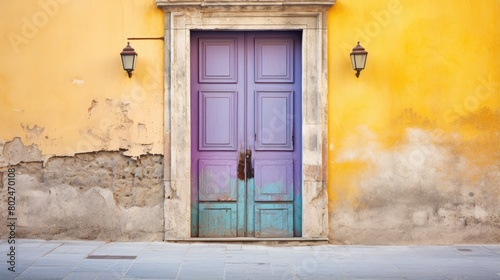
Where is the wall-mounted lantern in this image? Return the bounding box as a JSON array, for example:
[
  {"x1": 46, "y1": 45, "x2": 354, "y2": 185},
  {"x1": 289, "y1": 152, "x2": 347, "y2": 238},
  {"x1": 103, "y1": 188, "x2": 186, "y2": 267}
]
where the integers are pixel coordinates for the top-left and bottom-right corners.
[
  {"x1": 350, "y1": 42, "x2": 368, "y2": 78},
  {"x1": 120, "y1": 42, "x2": 137, "y2": 78}
]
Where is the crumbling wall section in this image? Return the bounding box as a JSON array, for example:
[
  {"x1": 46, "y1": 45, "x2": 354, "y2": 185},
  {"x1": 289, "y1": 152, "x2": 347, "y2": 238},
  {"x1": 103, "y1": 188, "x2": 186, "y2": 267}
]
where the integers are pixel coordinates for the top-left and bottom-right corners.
[
  {"x1": 0, "y1": 142, "x2": 164, "y2": 241},
  {"x1": 329, "y1": 120, "x2": 500, "y2": 245}
]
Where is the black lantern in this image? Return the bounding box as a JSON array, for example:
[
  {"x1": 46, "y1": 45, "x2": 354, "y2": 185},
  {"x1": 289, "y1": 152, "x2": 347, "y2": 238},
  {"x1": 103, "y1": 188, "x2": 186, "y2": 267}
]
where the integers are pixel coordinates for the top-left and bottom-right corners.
[
  {"x1": 350, "y1": 42, "x2": 368, "y2": 78},
  {"x1": 120, "y1": 42, "x2": 137, "y2": 78}
]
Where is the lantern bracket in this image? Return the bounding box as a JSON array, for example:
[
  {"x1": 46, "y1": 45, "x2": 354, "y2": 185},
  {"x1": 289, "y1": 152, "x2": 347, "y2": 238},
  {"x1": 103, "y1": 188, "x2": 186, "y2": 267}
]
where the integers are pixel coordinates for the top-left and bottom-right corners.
[{"x1": 127, "y1": 37, "x2": 164, "y2": 41}]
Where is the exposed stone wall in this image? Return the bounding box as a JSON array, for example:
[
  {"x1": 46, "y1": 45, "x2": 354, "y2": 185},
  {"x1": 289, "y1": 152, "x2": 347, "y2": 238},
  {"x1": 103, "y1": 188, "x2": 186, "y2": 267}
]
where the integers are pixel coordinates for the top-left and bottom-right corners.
[{"x1": 0, "y1": 150, "x2": 164, "y2": 241}]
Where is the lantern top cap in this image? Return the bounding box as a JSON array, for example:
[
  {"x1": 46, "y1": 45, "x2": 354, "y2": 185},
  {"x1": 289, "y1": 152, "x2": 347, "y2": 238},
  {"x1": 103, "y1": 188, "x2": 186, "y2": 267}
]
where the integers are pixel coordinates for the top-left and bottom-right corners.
[
  {"x1": 120, "y1": 42, "x2": 137, "y2": 56},
  {"x1": 350, "y1": 42, "x2": 367, "y2": 55}
]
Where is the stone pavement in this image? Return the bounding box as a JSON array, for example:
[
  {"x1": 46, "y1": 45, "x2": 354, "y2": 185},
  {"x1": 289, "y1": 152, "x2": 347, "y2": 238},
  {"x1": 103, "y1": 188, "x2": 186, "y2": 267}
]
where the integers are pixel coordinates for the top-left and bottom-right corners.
[{"x1": 1, "y1": 239, "x2": 500, "y2": 280}]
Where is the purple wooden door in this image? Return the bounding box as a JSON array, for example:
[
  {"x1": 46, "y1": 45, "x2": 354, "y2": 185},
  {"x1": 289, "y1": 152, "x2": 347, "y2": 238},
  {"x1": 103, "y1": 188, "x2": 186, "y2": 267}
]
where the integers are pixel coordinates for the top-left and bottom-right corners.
[{"x1": 191, "y1": 31, "x2": 302, "y2": 237}]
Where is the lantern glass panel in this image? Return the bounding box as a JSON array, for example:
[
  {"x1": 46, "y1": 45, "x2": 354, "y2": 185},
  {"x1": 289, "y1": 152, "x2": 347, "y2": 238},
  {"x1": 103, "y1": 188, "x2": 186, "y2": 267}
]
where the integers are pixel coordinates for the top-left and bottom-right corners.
[
  {"x1": 354, "y1": 54, "x2": 367, "y2": 70},
  {"x1": 121, "y1": 54, "x2": 136, "y2": 71},
  {"x1": 350, "y1": 54, "x2": 357, "y2": 70}
]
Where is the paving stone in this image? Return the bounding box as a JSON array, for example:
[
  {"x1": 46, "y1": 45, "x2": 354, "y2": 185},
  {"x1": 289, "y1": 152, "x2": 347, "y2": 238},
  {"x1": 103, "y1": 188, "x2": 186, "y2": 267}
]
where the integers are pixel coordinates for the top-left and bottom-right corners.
[
  {"x1": 404, "y1": 276, "x2": 450, "y2": 280},
  {"x1": 16, "y1": 266, "x2": 74, "y2": 279},
  {"x1": 177, "y1": 267, "x2": 224, "y2": 279},
  {"x1": 94, "y1": 271, "x2": 127, "y2": 280},
  {"x1": 32, "y1": 253, "x2": 87, "y2": 267},
  {"x1": 125, "y1": 263, "x2": 180, "y2": 279},
  {"x1": 64, "y1": 272, "x2": 99, "y2": 280},
  {"x1": 224, "y1": 273, "x2": 249, "y2": 280},
  {"x1": 0, "y1": 269, "x2": 21, "y2": 280},
  {"x1": 73, "y1": 259, "x2": 134, "y2": 272}
]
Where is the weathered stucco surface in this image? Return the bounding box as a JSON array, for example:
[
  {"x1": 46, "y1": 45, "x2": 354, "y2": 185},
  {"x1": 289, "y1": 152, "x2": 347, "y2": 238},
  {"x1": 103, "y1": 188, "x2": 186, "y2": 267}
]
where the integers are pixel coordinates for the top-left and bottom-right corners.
[
  {"x1": 330, "y1": 125, "x2": 500, "y2": 244},
  {"x1": 0, "y1": 142, "x2": 164, "y2": 241},
  {"x1": 0, "y1": 0, "x2": 164, "y2": 158},
  {"x1": 0, "y1": 137, "x2": 43, "y2": 167},
  {"x1": 328, "y1": 0, "x2": 500, "y2": 244},
  {"x1": 0, "y1": 0, "x2": 165, "y2": 241}
]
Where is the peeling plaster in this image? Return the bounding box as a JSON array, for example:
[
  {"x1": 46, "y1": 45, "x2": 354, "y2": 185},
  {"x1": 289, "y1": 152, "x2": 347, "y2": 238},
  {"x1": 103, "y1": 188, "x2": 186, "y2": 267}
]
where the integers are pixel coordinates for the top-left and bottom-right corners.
[
  {"x1": 64, "y1": 97, "x2": 162, "y2": 157},
  {"x1": 138, "y1": 123, "x2": 147, "y2": 137},
  {"x1": 123, "y1": 143, "x2": 154, "y2": 158},
  {"x1": 21, "y1": 124, "x2": 45, "y2": 142},
  {"x1": 71, "y1": 79, "x2": 85, "y2": 87},
  {"x1": 2, "y1": 94, "x2": 162, "y2": 161},
  {"x1": 0, "y1": 141, "x2": 5, "y2": 167},
  {"x1": 88, "y1": 99, "x2": 98, "y2": 116},
  {"x1": 1, "y1": 137, "x2": 43, "y2": 167}
]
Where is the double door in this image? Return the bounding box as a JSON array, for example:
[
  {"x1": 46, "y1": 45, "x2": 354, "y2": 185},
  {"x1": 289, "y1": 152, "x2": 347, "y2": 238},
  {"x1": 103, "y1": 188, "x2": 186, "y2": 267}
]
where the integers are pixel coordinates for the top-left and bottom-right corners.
[{"x1": 190, "y1": 31, "x2": 302, "y2": 237}]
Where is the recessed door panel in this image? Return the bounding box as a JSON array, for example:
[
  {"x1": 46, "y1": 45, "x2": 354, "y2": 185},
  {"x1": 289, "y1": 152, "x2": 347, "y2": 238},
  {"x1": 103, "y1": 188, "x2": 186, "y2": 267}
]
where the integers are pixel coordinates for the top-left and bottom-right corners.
[
  {"x1": 199, "y1": 91, "x2": 238, "y2": 150},
  {"x1": 255, "y1": 204, "x2": 293, "y2": 237},
  {"x1": 255, "y1": 38, "x2": 294, "y2": 83},
  {"x1": 254, "y1": 159, "x2": 294, "y2": 202},
  {"x1": 199, "y1": 159, "x2": 238, "y2": 201},
  {"x1": 255, "y1": 91, "x2": 294, "y2": 150},
  {"x1": 199, "y1": 38, "x2": 238, "y2": 83},
  {"x1": 199, "y1": 203, "x2": 237, "y2": 237},
  {"x1": 191, "y1": 31, "x2": 302, "y2": 238}
]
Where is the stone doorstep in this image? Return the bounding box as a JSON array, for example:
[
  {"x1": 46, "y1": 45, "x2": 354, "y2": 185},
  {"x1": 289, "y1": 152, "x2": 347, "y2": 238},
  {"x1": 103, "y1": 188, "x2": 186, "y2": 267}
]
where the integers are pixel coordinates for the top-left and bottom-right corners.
[{"x1": 164, "y1": 237, "x2": 329, "y2": 245}]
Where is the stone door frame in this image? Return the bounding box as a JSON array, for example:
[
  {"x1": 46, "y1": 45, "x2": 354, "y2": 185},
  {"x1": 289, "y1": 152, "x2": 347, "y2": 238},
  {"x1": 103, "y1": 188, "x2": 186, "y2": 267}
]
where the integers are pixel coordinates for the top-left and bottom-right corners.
[{"x1": 157, "y1": 1, "x2": 334, "y2": 240}]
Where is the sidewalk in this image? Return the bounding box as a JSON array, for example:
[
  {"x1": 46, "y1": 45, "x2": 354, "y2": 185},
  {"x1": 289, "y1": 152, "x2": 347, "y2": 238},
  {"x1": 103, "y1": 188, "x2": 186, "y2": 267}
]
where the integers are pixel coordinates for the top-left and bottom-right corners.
[{"x1": 1, "y1": 239, "x2": 499, "y2": 279}]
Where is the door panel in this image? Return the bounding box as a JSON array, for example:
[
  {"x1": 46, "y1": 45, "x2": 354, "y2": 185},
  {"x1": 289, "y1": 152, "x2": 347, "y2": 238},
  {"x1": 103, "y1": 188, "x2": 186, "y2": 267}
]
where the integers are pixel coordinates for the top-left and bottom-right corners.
[
  {"x1": 198, "y1": 91, "x2": 238, "y2": 150},
  {"x1": 198, "y1": 38, "x2": 238, "y2": 83},
  {"x1": 198, "y1": 159, "x2": 238, "y2": 202},
  {"x1": 191, "y1": 31, "x2": 301, "y2": 238},
  {"x1": 254, "y1": 90, "x2": 294, "y2": 150},
  {"x1": 254, "y1": 159, "x2": 294, "y2": 202},
  {"x1": 254, "y1": 38, "x2": 294, "y2": 83},
  {"x1": 199, "y1": 203, "x2": 237, "y2": 237},
  {"x1": 255, "y1": 204, "x2": 293, "y2": 237}
]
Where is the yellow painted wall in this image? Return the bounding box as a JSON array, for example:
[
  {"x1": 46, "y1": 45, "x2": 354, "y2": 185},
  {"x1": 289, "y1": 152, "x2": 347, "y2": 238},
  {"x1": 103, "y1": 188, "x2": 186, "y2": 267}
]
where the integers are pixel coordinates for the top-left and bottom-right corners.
[
  {"x1": 328, "y1": 0, "x2": 500, "y2": 243},
  {"x1": 0, "y1": 0, "x2": 164, "y2": 159}
]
